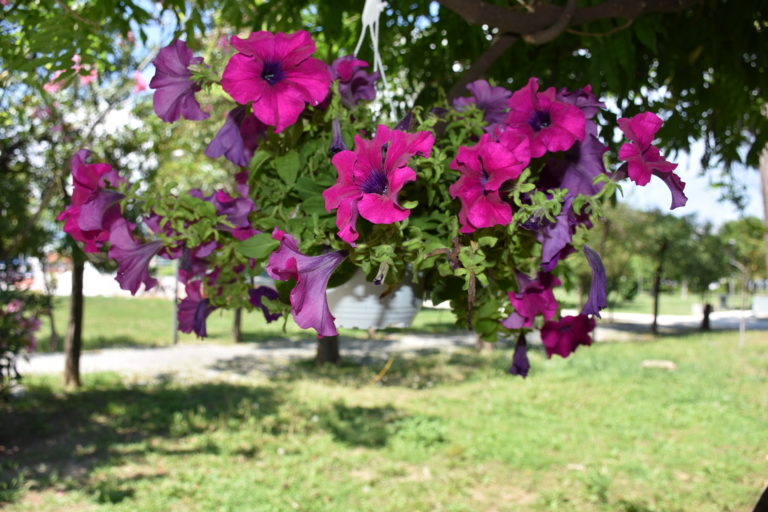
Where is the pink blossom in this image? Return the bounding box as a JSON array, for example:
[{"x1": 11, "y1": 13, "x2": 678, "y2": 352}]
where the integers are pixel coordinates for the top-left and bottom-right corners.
[
  {"x1": 617, "y1": 112, "x2": 678, "y2": 186},
  {"x1": 501, "y1": 272, "x2": 560, "y2": 330},
  {"x1": 43, "y1": 70, "x2": 65, "y2": 94},
  {"x1": 504, "y1": 77, "x2": 586, "y2": 158},
  {"x1": 221, "y1": 31, "x2": 331, "y2": 133},
  {"x1": 323, "y1": 124, "x2": 434, "y2": 245},
  {"x1": 266, "y1": 229, "x2": 346, "y2": 336},
  {"x1": 133, "y1": 71, "x2": 148, "y2": 93},
  {"x1": 448, "y1": 132, "x2": 530, "y2": 233}
]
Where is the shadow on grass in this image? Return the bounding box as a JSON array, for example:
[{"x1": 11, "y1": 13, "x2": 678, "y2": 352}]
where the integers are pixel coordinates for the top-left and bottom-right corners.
[{"x1": 0, "y1": 380, "x2": 280, "y2": 505}]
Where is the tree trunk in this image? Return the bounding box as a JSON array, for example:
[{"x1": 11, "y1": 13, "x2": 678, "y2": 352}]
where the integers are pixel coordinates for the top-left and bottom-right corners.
[
  {"x1": 651, "y1": 241, "x2": 669, "y2": 335},
  {"x1": 315, "y1": 335, "x2": 340, "y2": 365},
  {"x1": 47, "y1": 308, "x2": 59, "y2": 351},
  {"x1": 64, "y1": 248, "x2": 84, "y2": 388},
  {"x1": 701, "y1": 303, "x2": 713, "y2": 331},
  {"x1": 232, "y1": 308, "x2": 242, "y2": 343},
  {"x1": 759, "y1": 145, "x2": 768, "y2": 275}
]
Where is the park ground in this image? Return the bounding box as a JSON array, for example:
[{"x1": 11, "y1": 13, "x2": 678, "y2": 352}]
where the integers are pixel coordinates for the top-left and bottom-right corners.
[{"x1": 1, "y1": 294, "x2": 767, "y2": 511}]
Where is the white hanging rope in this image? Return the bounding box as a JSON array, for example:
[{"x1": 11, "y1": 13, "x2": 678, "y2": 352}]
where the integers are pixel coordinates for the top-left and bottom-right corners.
[{"x1": 354, "y1": 0, "x2": 397, "y2": 121}]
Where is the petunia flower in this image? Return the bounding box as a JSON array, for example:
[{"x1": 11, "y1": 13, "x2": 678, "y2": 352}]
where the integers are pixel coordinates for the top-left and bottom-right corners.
[
  {"x1": 541, "y1": 314, "x2": 595, "y2": 358},
  {"x1": 178, "y1": 280, "x2": 217, "y2": 338},
  {"x1": 582, "y1": 245, "x2": 607, "y2": 317},
  {"x1": 205, "y1": 105, "x2": 267, "y2": 167},
  {"x1": 532, "y1": 195, "x2": 577, "y2": 271},
  {"x1": 57, "y1": 150, "x2": 125, "y2": 253},
  {"x1": 266, "y1": 229, "x2": 346, "y2": 336},
  {"x1": 538, "y1": 121, "x2": 608, "y2": 197},
  {"x1": 107, "y1": 218, "x2": 163, "y2": 295},
  {"x1": 323, "y1": 124, "x2": 434, "y2": 245},
  {"x1": 508, "y1": 335, "x2": 530, "y2": 377},
  {"x1": 449, "y1": 132, "x2": 530, "y2": 233},
  {"x1": 248, "y1": 286, "x2": 281, "y2": 323},
  {"x1": 617, "y1": 112, "x2": 678, "y2": 186},
  {"x1": 453, "y1": 79, "x2": 512, "y2": 132},
  {"x1": 330, "y1": 55, "x2": 380, "y2": 108},
  {"x1": 189, "y1": 188, "x2": 257, "y2": 241},
  {"x1": 556, "y1": 85, "x2": 605, "y2": 120},
  {"x1": 149, "y1": 40, "x2": 209, "y2": 123},
  {"x1": 504, "y1": 77, "x2": 586, "y2": 158},
  {"x1": 501, "y1": 271, "x2": 561, "y2": 329},
  {"x1": 221, "y1": 30, "x2": 331, "y2": 133},
  {"x1": 329, "y1": 118, "x2": 347, "y2": 157}
]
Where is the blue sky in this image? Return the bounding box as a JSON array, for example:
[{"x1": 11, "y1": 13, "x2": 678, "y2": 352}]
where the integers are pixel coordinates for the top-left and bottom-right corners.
[{"x1": 621, "y1": 140, "x2": 763, "y2": 226}]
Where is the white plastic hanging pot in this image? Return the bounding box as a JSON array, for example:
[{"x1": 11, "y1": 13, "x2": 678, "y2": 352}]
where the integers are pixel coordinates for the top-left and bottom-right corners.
[{"x1": 326, "y1": 271, "x2": 422, "y2": 329}]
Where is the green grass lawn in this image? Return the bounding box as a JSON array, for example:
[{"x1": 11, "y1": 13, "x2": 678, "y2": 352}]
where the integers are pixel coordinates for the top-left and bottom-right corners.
[
  {"x1": 36, "y1": 297, "x2": 460, "y2": 352},
  {"x1": 2, "y1": 331, "x2": 767, "y2": 511}
]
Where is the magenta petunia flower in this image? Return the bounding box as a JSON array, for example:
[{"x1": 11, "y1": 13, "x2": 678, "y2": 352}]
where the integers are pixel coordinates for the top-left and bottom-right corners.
[
  {"x1": 221, "y1": 31, "x2": 331, "y2": 133},
  {"x1": 149, "y1": 40, "x2": 209, "y2": 123},
  {"x1": 617, "y1": 112, "x2": 678, "y2": 186},
  {"x1": 107, "y1": 218, "x2": 163, "y2": 295},
  {"x1": 205, "y1": 105, "x2": 267, "y2": 167},
  {"x1": 266, "y1": 229, "x2": 346, "y2": 336},
  {"x1": 453, "y1": 79, "x2": 512, "y2": 131},
  {"x1": 541, "y1": 314, "x2": 595, "y2": 358},
  {"x1": 178, "y1": 280, "x2": 217, "y2": 338},
  {"x1": 323, "y1": 124, "x2": 434, "y2": 245},
  {"x1": 448, "y1": 132, "x2": 530, "y2": 233},
  {"x1": 504, "y1": 77, "x2": 586, "y2": 158},
  {"x1": 501, "y1": 272, "x2": 561, "y2": 330},
  {"x1": 57, "y1": 150, "x2": 125, "y2": 253}
]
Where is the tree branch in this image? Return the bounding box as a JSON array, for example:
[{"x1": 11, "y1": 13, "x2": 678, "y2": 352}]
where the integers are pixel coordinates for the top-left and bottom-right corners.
[
  {"x1": 437, "y1": 0, "x2": 701, "y2": 35},
  {"x1": 523, "y1": 0, "x2": 577, "y2": 44}
]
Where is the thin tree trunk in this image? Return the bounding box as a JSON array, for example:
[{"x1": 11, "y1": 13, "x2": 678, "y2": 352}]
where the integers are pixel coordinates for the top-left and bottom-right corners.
[
  {"x1": 651, "y1": 241, "x2": 669, "y2": 335},
  {"x1": 315, "y1": 335, "x2": 340, "y2": 365},
  {"x1": 759, "y1": 145, "x2": 768, "y2": 275},
  {"x1": 64, "y1": 248, "x2": 84, "y2": 388},
  {"x1": 47, "y1": 308, "x2": 59, "y2": 351},
  {"x1": 232, "y1": 308, "x2": 242, "y2": 343}
]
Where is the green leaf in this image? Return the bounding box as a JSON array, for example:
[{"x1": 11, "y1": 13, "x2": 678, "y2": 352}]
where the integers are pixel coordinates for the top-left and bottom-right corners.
[
  {"x1": 274, "y1": 151, "x2": 301, "y2": 188},
  {"x1": 235, "y1": 233, "x2": 280, "y2": 261}
]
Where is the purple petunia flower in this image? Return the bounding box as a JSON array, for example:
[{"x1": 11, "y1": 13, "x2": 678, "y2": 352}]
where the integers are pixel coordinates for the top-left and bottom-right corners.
[
  {"x1": 149, "y1": 40, "x2": 209, "y2": 123},
  {"x1": 178, "y1": 240, "x2": 218, "y2": 284},
  {"x1": 266, "y1": 229, "x2": 346, "y2": 336},
  {"x1": 501, "y1": 271, "x2": 561, "y2": 330},
  {"x1": 449, "y1": 132, "x2": 530, "y2": 233},
  {"x1": 508, "y1": 335, "x2": 530, "y2": 377},
  {"x1": 323, "y1": 124, "x2": 434, "y2": 245},
  {"x1": 107, "y1": 218, "x2": 163, "y2": 295},
  {"x1": 582, "y1": 245, "x2": 607, "y2": 317},
  {"x1": 221, "y1": 31, "x2": 331, "y2": 133},
  {"x1": 504, "y1": 77, "x2": 586, "y2": 158},
  {"x1": 57, "y1": 150, "x2": 125, "y2": 253},
  {"x1": 330, "y1": 55, "x2": 380, "y2": 108},
  {"x1": 453, "y1": 79, "x2": 512, "y2": 132},
  {"x1": 538, "y1": 121, "x2": 608, "y2": 197},
  {"x1": 189, "y1": 188, "x2": 257, "y2": 241},
  {"x1": 205, "y1": 105, "x2": 268, "y2": 167},
  {"x1": 556, "y1": 85, "x2": 605, "y2": 120},
  {"x1": 617, "y1": 112, "x2": 686, "y2": 209},
  {"x1": 541, "y1": 314, "x2": 595, "y2": 358},
  {"x1": 534, "y1": 195, "x2": 577, "y2": 271},
  {"x1": 178, "y1": 280, "x2": 217, "y2": 338},
  {"x1": 248, "y1": 286, "x2": 281, "y2": 323}
]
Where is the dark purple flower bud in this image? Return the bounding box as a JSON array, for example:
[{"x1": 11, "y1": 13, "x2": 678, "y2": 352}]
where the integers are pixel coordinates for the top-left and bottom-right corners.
[
  {"x1": 329, "y1": 118, "x2": 347, "y2": 157},
  {"x1": 149, "y1": 40, "x2": 209, "y2": 123},
  {"x1": 249, "y1": 286, "x2": 281, "y2": 323},
  {"x1": 205, "y1": 105, "x2": 267, "y2": 167},
  {"x1": 582, "y1": 245, "x2": 607, "y2": 317},
  {"x1": 394, "y1": 111, "x2": 414, "y2": 132},
  {"x1": 508, "y1": 334, "x2": 530, "y2": 377}
]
